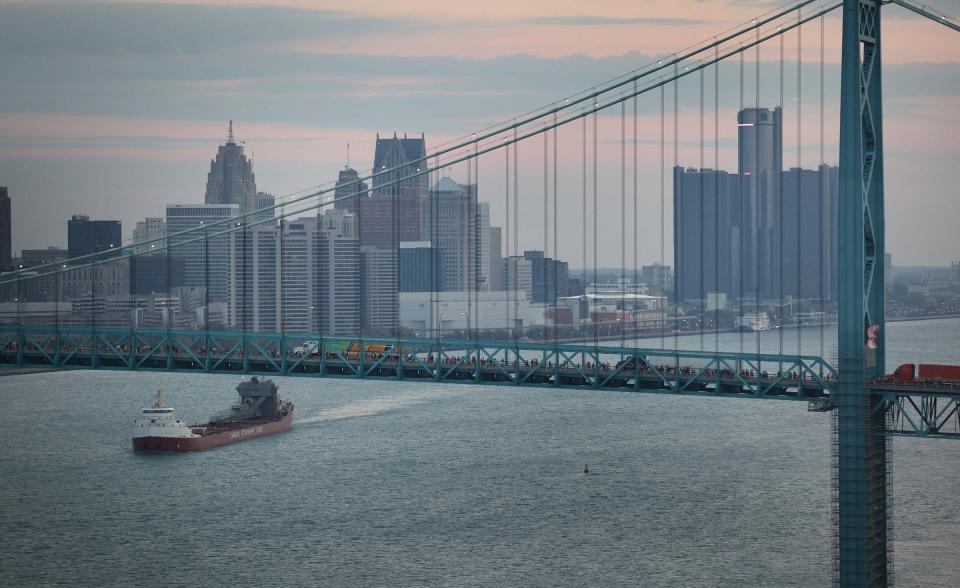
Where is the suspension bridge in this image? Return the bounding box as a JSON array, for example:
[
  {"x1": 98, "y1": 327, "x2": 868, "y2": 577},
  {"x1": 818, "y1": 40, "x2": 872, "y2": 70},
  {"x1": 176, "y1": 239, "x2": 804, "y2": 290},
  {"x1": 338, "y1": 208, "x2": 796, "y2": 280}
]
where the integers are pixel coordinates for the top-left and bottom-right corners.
[{"x1": 1, "y1": 0, "x2": 958, "y2": 585}]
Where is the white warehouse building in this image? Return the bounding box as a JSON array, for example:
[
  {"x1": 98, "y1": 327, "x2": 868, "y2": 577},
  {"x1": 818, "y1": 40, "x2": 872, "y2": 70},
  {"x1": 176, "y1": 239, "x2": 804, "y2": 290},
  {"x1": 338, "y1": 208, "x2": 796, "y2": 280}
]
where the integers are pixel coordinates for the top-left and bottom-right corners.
[{"x1": 399, "y1": 290, "x2": 545, "y2": 336}]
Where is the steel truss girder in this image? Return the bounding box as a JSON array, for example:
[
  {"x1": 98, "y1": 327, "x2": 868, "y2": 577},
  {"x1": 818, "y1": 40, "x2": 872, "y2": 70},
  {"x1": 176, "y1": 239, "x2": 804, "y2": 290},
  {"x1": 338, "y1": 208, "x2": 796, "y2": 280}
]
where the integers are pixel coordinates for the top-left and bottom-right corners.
[
  {"x1": 878, "y1": 393, "x2": 960, "y2": 439},
  {"x1": 0, "y1": 325, "x2": 836, "y2": 395},
  {"x1": 2, "y1": 325, "x2": 959, "y2": 444}
]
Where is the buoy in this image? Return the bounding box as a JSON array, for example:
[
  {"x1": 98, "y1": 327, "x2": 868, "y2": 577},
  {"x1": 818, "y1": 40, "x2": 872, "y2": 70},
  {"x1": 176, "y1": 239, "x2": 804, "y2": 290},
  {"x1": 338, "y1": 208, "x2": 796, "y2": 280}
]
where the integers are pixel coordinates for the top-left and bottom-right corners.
[{"x1": 584, "y1": 463, "x2": 590, "y2": 474}]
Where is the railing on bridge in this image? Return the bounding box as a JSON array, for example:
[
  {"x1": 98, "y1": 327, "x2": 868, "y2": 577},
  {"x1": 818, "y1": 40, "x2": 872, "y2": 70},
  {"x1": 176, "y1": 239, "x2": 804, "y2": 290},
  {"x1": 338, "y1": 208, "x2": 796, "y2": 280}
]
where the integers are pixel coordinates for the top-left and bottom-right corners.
[{"x1": 3, "y1": 324, "x2": 958, "y2": 439}]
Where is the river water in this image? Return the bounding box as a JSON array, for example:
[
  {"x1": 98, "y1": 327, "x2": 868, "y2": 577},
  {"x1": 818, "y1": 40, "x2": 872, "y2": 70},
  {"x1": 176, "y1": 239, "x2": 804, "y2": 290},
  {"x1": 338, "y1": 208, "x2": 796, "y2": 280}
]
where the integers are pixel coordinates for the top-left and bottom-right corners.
[{"x1": 1, "y1": 319, "x2": 957, "y2": 586}]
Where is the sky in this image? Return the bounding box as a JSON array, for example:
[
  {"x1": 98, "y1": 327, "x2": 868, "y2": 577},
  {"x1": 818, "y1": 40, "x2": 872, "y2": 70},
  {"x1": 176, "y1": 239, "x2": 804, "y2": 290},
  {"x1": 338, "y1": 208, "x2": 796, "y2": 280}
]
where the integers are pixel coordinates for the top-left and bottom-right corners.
[{"x1": 0, "y1": 0, "x2": 958, "y2": 266}]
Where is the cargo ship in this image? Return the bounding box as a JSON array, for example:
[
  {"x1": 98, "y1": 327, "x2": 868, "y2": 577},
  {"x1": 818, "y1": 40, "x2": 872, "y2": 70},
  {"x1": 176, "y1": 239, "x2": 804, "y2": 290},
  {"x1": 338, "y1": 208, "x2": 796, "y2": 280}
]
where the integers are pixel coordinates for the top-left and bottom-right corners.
[{"x1": 132, "y1": 377, "x2": 293, "y2": 452}]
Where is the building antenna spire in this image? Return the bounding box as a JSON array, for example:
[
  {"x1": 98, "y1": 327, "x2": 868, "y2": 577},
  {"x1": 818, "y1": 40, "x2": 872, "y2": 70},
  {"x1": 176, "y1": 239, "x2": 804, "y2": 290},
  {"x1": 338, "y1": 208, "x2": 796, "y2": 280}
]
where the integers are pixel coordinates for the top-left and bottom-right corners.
[
  {"x1": 347, "y1": 142, "x2": 350, "y2": 168},
  {"x1": 227, "y1": 120, "x2": 235, "y2": 144}
]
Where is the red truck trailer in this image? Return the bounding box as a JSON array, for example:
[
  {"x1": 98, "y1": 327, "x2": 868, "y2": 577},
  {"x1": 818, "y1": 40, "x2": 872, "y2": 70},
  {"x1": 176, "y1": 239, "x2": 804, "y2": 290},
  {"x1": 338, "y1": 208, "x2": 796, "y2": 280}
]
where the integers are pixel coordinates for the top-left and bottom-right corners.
[{"x1": 884, "y1": 363, "x2": 960, "y2": 383}]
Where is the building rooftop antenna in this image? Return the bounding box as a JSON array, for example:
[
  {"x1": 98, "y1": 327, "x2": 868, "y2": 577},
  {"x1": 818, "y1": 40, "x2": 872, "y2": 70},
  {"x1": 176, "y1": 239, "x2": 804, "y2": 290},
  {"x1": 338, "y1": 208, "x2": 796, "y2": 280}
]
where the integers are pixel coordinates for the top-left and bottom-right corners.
[
  {"x1": 227, "y1": 120, "x2": 235, "y2": 144},
  {"x1": 347, "y1": 142, "x2": 351, "y2": 169}
]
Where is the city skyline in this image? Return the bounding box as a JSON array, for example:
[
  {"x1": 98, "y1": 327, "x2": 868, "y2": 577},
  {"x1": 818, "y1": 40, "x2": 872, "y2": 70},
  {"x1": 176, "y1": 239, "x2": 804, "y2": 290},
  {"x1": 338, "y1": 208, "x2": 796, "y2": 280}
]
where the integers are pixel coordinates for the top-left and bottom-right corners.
[{"x1": 0, "y1": 0, "x2": 957, "y2": 265}]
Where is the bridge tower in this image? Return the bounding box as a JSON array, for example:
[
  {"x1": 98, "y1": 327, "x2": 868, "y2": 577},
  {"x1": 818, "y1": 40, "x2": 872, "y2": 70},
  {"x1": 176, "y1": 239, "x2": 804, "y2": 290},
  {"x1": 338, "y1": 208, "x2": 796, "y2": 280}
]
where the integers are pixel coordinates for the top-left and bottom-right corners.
[{"x1": 837, "y1": 0, "x2": 888, "y2": 585}]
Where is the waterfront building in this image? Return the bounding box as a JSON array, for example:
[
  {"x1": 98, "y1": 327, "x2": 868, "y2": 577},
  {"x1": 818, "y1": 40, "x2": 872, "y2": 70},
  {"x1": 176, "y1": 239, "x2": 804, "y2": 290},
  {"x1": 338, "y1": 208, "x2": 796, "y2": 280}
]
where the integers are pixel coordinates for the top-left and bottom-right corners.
[
  {"x1": 399, "y1": 290, "x2": 542, "y2": 335},
  {"x1": 557, "y1": 292, "x2": 667, "y2": 330},
  {"x1": 67, "y1": 215, "x2": 121, "y2": 260}
]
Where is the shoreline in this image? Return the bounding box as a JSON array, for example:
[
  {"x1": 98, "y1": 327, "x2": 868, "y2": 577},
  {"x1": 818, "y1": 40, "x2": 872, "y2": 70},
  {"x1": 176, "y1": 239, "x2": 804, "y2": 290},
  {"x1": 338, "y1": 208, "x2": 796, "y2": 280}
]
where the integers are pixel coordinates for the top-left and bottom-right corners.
[{"x1": 525, "y1": 314, "x2": 960, "y2": 345}]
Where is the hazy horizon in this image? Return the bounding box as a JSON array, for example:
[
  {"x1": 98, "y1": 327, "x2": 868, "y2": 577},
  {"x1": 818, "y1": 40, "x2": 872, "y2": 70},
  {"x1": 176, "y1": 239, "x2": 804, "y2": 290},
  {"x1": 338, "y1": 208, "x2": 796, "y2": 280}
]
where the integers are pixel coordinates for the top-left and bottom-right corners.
[{"x1": 1, "y1": 0, "x2": 958, "y2": 265}]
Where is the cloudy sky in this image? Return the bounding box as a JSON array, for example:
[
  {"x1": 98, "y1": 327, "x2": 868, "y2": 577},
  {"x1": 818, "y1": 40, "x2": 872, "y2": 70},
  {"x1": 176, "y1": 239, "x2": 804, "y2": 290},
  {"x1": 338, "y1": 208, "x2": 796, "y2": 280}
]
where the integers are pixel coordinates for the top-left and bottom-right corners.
[{"x1": 0, "y1": 0, "x2": 957, "y2": 266}]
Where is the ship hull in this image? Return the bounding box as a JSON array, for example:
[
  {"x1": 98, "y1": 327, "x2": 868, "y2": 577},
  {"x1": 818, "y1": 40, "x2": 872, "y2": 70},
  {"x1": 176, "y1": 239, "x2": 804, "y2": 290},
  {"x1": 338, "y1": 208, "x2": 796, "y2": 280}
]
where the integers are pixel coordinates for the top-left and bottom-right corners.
[{"x1": 133, "y1": 409, "x2": 293, "y2": 453}]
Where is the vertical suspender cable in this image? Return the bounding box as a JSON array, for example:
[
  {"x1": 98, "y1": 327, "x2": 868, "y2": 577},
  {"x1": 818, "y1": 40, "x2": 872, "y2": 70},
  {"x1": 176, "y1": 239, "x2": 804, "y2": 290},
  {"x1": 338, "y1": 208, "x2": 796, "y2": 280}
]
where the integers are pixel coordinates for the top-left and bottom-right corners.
[
  {"x1": 592, "y1": 108, "x2": 599, "y2": 350},
  {"x1": 714, "y1": 44, "x2": 720, "y2": 354},
  {"x1": 582, "y1": 116, "x2": 588, "y2": 345},
  {"x1": 513, "y1": 127, "x2": 519, "y2": 346},
  {"x1": 505, "y1": 141, "x2": 510, "y2": 343},
  {"x1": 779, "y1": 25, "x2": 785, "y2": 364},
  {"x1": 673, "y1": 65, "x2": 679, "y2": 353},
  {"x1": 468, "y1": 147, "x2": 473, "y2": 344},
  {"x1": 474, "y1": 140, "x2": 480, "y2": 342},
  {"x1": 633, "y1": 82, "x2": 639, "y2": 344},
  {"x1": 553, "y1": 113, "x2": 558, "y2": 347},
  {"x1": 796, "y1": 8, "x2": 803, "y2": 362},
  {"x1": 544, "y1": 122, "x2": 549, "y2": 345},
  {"x1": 755, "y1": 23, "x2": 761, "y2": 360},
  {"x1": 699, "y1": 65, "x2": 705, "y2": 352},
  {"x1": 544, "y1": 122, "x2": 549, "y2": 286},
  {"x1": 739, "y1": 46, "x2": 745, "y2": 360},
  {"x1": 204, "y1": 228, "x2": 209, "y2": 337},
  {"x1": 429, "y1": 158, "x2": 435, "y2": 343},
  {"x1": 621, "y1": 99, "x2": 627, "y2": 352},
  {"x1": 819, "y1": 14, "x2": 826, "y2": 364},
  {"x1": 660, "y1": 84, "x2": 665, "y2": 350}
]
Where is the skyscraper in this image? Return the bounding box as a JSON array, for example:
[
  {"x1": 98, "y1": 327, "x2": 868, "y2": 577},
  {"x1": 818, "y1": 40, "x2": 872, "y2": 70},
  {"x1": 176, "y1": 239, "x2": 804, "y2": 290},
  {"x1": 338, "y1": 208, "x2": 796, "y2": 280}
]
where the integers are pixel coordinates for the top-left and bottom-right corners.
[
  {"x1": 502, "y1": 250, "x2": 570, "y2": 304},
  {"x1": 372, "y1": 133, "x2": 428, "y2": 198},
  {"x1": 399, "y1": 241, "x2": 443, "y2": 292},
  {"x1": 428, "y1": 178, "x2": 486, "y2": 292},
  {"x1": 673, "y1": 167, "x2": 741, "y2": 303},
  {"x1": 673, "y1": 107, "x2": 839, "y2": 306},
  {"x1": 254, "y1": 192, "x2": 276, "y2": 225},
  {"x1": 67, "y1": 215, "x2": 122, "y2": 260},
  {"x1": 333, "y1": 166, "x2": 368, "y2": 210},
  {"x1": 227, "y1": 210, "x2": 360, "y2": 335},
  {"x1": 314, "y1": 209, "x2": 360, "y2": 336},
  {"x1": 738, "y1": 107, "x2": 782, "y2": 299},
  {"x1": 205, "y1": 121, "x2": 258, "y2": 215},
  {"x1": 335, "y1": 161, "x2": 425, "y2": 249},
  {"x1": 0, "y1": 187, "x2": 10, "y2": 271},
  {"x1": 360, "y1": 246, "x2": 398, "y2": 334},
  {"x1": 165, "y1": 203, "x2": 238, "y2": 303},
  {"x1": 488, "y1": 226, "x2": 503, "y2": 291}
]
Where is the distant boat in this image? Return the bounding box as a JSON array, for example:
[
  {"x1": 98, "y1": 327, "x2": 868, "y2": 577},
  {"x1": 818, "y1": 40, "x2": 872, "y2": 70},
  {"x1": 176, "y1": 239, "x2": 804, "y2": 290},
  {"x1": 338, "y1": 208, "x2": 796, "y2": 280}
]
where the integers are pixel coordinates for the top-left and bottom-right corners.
[{"x1": 734, "y1": 312, "x2": 770, "y2": 332}]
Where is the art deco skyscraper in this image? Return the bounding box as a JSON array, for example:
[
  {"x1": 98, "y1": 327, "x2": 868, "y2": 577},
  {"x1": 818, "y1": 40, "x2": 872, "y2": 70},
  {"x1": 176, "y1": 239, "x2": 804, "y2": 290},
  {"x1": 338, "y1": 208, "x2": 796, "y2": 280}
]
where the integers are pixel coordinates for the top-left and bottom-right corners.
[{"x1": 204, "y1": 121, "x2": 258, "y2": 215}]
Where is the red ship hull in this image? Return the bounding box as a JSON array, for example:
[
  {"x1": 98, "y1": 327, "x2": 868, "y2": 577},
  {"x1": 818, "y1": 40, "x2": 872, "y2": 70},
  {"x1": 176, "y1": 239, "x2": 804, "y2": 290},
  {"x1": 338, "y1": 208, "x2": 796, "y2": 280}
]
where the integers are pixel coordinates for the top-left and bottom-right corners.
[{"x1": 133, "y1": 408, "x2": 293, "y2": 453}]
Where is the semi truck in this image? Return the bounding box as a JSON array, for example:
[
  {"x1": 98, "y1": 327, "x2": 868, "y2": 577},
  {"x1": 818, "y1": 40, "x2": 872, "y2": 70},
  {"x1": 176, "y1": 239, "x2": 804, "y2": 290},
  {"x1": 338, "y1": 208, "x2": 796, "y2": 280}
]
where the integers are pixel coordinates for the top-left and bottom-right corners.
[{"x1": 883, "y1": 363, "x2": 960, "y2": 384}]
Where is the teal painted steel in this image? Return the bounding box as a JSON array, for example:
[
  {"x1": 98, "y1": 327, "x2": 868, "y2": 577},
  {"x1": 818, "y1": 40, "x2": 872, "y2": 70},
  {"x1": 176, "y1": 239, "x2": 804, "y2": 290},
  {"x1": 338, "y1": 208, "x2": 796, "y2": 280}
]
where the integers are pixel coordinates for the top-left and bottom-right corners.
[{"x1": 837, "y1": 0, "x2": 890, "y2": 585}]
